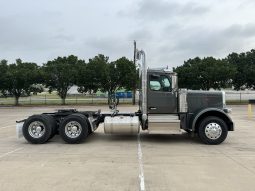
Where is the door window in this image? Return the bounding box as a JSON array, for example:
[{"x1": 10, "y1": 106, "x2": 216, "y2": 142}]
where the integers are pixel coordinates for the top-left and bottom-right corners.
[
  {"x1": 150, "y1": 81, "x2": 161, "y2": 91},
  {"x1": 149, "y1": 75, "x2": 171, "y2": 92}
]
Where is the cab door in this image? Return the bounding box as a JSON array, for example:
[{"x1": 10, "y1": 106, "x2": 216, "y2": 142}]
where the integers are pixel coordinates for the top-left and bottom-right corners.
[{"x1": 147, "y1": 73, "x2": 177, "y2": 114}]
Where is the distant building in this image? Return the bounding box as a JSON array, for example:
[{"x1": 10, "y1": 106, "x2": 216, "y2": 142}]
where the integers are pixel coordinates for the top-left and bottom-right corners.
[{"x1": 67, "y1": 85, "x2": 81, "y2": 95}]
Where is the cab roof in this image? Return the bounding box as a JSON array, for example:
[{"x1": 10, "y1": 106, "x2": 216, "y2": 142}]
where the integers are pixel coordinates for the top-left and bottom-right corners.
[{"x1": 147, "y1": 68, "x2": 177, "y2": 75}]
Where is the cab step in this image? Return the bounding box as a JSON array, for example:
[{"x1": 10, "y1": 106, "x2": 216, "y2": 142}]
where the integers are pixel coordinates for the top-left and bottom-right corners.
[{"x1": 148, "y1": 114, "x2": 181, "y2": 134}]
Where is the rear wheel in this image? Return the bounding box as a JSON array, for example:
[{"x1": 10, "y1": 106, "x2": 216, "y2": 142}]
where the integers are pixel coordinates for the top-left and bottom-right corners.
[
  {"x1": 59, "y1": 113, "x2": 89, "y2": 144},
  {"x1": 198, "y1": 116, "x2": 228, "y2": 145},
  {"x1": 22, "y1": 114, "x2": 53, "y2": 144}
]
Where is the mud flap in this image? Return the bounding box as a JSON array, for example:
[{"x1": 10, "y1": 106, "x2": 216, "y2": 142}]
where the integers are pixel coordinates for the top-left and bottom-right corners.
[{"x1": 16, "y1": 122, "x2": 24, "y2": 139}]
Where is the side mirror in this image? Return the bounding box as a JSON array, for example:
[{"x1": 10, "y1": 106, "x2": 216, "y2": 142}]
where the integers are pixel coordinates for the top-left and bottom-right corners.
[{"x1": 171, "y1": 75, "x2": 178, "y2": 91}]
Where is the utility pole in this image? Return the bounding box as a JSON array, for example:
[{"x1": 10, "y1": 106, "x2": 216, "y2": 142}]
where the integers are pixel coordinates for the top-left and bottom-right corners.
[
  {"x1": 132, "y1": 40, "x2": 136, "y2": 105},
  {"x1": 134, "y1": 40, "x2": 136, "y2": 63}
]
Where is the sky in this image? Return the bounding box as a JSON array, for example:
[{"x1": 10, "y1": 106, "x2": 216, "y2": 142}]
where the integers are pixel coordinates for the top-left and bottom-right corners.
[{"x1": 1, "y1": 0, "x2": 255, "y2": 68}]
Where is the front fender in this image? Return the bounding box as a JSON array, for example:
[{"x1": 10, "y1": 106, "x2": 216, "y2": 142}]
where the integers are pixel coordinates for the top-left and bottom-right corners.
[{"x1": 191, "y1": 108, "x2": 234, "y2": 131}]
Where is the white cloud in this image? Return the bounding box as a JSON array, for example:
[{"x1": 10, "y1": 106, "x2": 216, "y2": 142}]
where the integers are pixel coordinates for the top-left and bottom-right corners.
[{"x1": 0, "y1": 0, "x2": 255, "y2": 68}]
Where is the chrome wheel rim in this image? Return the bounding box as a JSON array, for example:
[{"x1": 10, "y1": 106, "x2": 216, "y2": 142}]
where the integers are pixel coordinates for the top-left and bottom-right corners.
[
  {"x1": 205, "y1": 122, "x2": 222, "y2": 140},
  {"x1": 28, "y1": 121, "x2": 46, "y2": 138},
  {"x1": 65, "y1": 121, "x2": 82, "y2": 138}
]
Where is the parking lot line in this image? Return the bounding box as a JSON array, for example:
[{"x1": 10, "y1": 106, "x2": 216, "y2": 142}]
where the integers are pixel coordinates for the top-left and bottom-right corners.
[
  {"x1": 0, "y1": 147, "x2": 23, "y2": 159},
  {"x1": 137, "y1": 134, "x2": 145, "y2": 191}
]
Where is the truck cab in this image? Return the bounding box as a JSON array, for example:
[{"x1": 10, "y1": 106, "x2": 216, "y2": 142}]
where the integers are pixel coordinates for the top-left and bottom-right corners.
[
  {"x1": 140, "y1": 68, "x2": 233, "y2": 143},
  {"x1": 137, "y1": 50, "x2": 233, "y2": 144}
]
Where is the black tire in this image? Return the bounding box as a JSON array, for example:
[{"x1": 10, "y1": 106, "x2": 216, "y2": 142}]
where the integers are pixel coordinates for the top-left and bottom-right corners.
[
  {"x1": 75, "y1": 113, "x2": 92, "y2": 134},
  {"x1": 43, "y1": 115, "x2": 57, "y2": 140},
  {"x1": 22, "y1": 114, "x2": 53, "y2": 144},
  {"x1": 197, "y1": 116, "x2": 228, "y2": 145},
  {"x1": 59, "y1": 113, "x2": 89, "y2": 144}
]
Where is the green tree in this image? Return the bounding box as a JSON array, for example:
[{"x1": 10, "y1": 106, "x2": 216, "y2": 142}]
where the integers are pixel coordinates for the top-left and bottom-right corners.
[
  {"x1": 77, "y1": 54, "x2": 108, "y2": 94},
  {"x1": 114, "y1": 57, "x2": 138, "y2": 105},
  {"x1": 42, "y1": 55, "x2": 84, "y2": 105},
  {"x1": 245, "y1": 50, "x2": 255, "y2": 89},
  {"x1": 115, "y1": 57, "x2": 137, "y2": 92},
  {"x1": 227, "y1": 50, "x2": 255, "y2": 90},
  {"x1": 103, "y1": 61, "x2": 120, "y2": 100},
  {"x1": 0, "y1": 60, "x2": 8, "y2": 96},
  {"x1": 4, "y1": 59, "x2": 42, "y2": 105},
  {"x1": 174, "y1": 57, "x2": 202, "y2": 90},
  {"x1": 101, "y1": 57, "x2": 137, "y2": 103},
  {"x1": 174, "y1": 57, "x2": 236, "y2": 90}
]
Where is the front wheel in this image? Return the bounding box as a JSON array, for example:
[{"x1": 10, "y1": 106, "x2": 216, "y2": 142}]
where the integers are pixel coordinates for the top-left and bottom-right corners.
[{"x1": 198, "y1": 116, "x2": 228, "y2": 145}]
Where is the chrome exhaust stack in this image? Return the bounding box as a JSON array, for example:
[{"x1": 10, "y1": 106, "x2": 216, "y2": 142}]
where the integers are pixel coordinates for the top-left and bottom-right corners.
[{"x1": 136, "y1": 49, "x2": 147, "y2": 128}]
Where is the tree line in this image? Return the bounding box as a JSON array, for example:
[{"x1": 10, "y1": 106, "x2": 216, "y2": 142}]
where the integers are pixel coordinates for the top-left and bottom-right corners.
[
  {"x1": 174, "y1": 49, "x2": 255, "y2": 91},
  {"x1": 0, "y1": 55, "x2": 138, "y2": 105},
  {"x1": 1, "y1": 49, "x2": 255, "y2": 105}
]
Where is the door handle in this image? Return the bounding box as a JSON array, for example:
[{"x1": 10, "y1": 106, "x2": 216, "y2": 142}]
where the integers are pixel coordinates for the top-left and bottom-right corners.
[{"x1": 149, "y1": 107, "x2": 157, "y2": 110}]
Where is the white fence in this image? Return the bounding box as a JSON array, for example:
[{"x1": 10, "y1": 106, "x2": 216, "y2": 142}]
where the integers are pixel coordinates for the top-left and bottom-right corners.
[
  {"x1": 0, "y1": 91, "x2": 254, "y2": 105},
  {"x1": 225, "y1": 91, "x2": 255, "y2": 102}
]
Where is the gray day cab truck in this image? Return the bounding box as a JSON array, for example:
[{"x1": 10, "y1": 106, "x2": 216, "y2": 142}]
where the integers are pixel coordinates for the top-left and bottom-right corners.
[{"x1": 16, "y1": 49, "x2": 234, "y2": 145}]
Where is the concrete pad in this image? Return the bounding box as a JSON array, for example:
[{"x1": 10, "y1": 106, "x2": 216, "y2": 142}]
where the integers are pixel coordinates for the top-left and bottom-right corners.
[{"x1": 0, "y1": 105, "x2": 254, "y2": 191}]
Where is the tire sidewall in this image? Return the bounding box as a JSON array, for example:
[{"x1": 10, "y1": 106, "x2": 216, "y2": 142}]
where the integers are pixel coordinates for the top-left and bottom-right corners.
[
  {"x1": 198, "y1": 116, "x2": 228, "y2": 145},
  {"x1": 59, "y1": 114, "x2": 89, "y2": 144},
  {"x1": 23, "y1": 115, "x2": 53, "y2": 144}
]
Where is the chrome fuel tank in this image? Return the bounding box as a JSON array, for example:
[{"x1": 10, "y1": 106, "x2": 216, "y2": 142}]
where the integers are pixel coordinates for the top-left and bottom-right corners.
[{"x1": 104, "y1": 116, "x2": 140, "y2": 134}]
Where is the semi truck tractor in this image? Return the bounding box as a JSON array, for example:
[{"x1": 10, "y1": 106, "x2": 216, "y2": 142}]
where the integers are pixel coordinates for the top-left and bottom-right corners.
[{"x1": 16, "y1": 49, "x2": 234, "y2": 145}]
